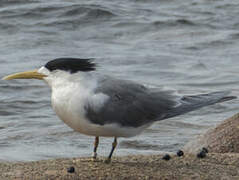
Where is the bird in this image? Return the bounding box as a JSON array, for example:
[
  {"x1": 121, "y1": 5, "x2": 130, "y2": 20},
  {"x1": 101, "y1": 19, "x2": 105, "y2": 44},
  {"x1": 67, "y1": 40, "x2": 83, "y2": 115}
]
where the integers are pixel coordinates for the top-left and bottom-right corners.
[{"x1": 2, "y1": 58, "x2": 236, "y2": 163}]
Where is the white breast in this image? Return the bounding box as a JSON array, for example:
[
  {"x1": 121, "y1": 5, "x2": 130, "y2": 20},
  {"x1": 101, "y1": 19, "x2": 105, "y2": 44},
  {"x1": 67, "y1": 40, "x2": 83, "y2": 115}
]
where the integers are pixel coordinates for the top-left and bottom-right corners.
[{"x1": 50, "y1": 75, "x2": 98, "y2": 135}]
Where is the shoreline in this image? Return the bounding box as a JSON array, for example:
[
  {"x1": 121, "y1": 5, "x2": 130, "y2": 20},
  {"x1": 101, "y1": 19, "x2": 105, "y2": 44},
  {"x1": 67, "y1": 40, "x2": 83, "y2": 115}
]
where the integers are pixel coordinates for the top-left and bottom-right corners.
[
  {"x1": 2, "y1": 113, "x2": 239, "y2": 179},
  {"x1": 1, "y1": 153, "x2": 239, "y2": 179}
]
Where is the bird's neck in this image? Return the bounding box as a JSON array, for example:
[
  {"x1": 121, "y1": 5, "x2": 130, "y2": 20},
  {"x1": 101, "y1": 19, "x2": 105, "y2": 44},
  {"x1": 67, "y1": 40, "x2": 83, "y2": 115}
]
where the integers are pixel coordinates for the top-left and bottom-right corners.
[{"x1": 46, "y1": 72, "x2": 98, "y2": 92}]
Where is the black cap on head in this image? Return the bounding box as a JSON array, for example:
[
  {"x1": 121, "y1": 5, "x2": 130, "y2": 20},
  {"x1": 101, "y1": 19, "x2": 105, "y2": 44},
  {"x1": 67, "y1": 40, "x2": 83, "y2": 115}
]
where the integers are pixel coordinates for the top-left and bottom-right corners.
[{"x1": 45, "y1": 58, "x2": 96, "y2": 73}]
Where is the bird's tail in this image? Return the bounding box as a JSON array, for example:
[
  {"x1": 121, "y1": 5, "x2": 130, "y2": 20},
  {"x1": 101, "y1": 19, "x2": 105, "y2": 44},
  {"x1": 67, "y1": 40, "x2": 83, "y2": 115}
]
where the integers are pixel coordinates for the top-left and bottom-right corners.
[{"x1": 164, "y1": 91, "x2": 236, "y2": 119}]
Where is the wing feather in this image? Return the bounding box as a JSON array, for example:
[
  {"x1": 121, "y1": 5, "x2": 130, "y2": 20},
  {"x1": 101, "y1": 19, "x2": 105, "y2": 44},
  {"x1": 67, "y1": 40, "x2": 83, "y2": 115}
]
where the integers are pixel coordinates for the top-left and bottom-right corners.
[{"x1": 85, "y1": 77, "x2": 177, "y2": 127}]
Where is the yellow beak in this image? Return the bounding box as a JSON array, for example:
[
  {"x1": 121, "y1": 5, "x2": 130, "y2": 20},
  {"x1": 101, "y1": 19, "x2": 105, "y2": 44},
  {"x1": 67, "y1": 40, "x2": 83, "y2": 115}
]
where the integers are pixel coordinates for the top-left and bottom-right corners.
[{"x1": 2, "y1": 69, "x2": 46, "y2": 80}]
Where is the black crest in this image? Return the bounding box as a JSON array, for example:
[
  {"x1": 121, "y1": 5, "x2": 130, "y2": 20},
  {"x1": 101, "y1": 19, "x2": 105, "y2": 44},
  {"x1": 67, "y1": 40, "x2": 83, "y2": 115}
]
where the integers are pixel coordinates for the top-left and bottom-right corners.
[{"x1": 45, "y1": 58, "x2": 96, "y2": 73}]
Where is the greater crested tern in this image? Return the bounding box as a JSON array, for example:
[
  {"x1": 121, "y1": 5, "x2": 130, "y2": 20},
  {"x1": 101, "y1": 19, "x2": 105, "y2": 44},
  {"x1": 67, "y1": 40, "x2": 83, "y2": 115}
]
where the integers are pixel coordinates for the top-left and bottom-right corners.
[{"x1": 2, "y1": 58, "x2": 236, "y2": 163}]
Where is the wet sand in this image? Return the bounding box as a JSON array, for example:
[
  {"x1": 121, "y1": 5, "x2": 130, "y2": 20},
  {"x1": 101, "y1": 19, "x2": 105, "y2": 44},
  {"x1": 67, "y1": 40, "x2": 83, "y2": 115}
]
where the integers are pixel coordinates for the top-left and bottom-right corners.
[{"x1": 1, "y1": 153, "x2": 239, "y2": 180}]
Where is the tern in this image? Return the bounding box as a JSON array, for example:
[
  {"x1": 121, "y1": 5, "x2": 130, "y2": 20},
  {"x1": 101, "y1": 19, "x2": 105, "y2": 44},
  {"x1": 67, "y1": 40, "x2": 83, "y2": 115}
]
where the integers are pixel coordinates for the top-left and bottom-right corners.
[{"x1": 2, "y1": 58, "x2": 236, "y2": 163}]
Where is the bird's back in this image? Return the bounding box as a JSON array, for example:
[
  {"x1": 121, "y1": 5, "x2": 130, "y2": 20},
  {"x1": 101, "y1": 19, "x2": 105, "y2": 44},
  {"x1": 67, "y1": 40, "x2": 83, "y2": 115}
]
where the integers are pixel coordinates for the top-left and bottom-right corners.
[{"x1": 85, "y1": 76, "x2": 236, "y2": 128}]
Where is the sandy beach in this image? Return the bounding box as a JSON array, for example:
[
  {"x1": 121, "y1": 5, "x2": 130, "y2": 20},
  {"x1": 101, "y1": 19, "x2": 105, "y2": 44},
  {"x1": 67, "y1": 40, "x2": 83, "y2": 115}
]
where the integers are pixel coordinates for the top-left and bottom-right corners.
[
  {"x1": 1, "y1": 153, "x2": 239, "y2": 180},
  {"x1": 2, "y1": 114, "x2": 239, "y2": 179}
]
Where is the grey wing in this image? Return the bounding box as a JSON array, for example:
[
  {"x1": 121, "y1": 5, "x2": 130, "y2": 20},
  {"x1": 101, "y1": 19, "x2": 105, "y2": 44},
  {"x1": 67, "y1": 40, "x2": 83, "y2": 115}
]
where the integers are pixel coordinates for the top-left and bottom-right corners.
[
  {"x1": 164, "y1": 91, "x2": 236, "y2": 119},
  {"x1": 85, "y1": 77, "x2": 178, "y2": 127}
]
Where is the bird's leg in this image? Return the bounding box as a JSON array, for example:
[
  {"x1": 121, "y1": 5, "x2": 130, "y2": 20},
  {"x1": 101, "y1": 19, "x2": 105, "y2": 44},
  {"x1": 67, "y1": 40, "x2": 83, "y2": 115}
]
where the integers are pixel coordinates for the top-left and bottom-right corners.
[
  {"x1": 92, "y1": 136, "x2": 99, "y2": 160},
  {"x1": 104, "y1": 137, "x2": 117, "y2": 163}
]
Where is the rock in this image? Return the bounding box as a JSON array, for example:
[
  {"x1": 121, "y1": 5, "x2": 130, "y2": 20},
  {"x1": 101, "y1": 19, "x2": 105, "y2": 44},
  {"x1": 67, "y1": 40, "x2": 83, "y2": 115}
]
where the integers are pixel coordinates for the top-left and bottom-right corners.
[
  {"x1": 67, "y1": 166, "x2": 75, "y2": 173},
  {"x1": 162, "y1": 154, "x2": 171, "y2": 161},
  {"x1": 202, "y1": 147, "x2": 208, "y2": 154},
  {"x1": 197, "y1": 151, "x2": 206, "y2": 159},
  {"x1": 177, "y1": 150, "x2": 184, "y2": 157},
  {"x1": 184, "y1": 113, "x2": 239, "y2": 153}
]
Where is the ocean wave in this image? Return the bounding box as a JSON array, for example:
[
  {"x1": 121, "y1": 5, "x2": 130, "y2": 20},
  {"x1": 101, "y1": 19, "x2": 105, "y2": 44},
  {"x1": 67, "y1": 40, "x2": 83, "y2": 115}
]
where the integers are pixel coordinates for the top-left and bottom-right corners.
[
  {"x1": 0, "y1": 4, "x2": 117, "y2": 21},
  {"x1": 0, "y1": 22, "x2": 18, "y2": 33},
  {"x1": 188, "y1": 62, "x2": 208, "y2": 71},
  {"x1": 60, "y1": 5, "x2": 117, "y2": 18},
  {"x1": 120, "y1": 140, "x2": 160, "y2": 150},
  {"x1": 153, "y1": 18, "x2": 196, "y2": 27},
  {"x1": 0, "y1": 0, "x2": 38, "y2": 7},
  {"x1": 114, "y1": 19, "x2": 196, "y2": 29}
]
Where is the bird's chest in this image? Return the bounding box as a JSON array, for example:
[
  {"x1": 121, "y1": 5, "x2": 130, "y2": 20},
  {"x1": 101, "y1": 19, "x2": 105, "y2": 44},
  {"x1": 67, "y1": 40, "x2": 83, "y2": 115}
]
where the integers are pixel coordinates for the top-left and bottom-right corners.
[{"x1": 51, "y1": 86, "x2": 91, "y2": 133}]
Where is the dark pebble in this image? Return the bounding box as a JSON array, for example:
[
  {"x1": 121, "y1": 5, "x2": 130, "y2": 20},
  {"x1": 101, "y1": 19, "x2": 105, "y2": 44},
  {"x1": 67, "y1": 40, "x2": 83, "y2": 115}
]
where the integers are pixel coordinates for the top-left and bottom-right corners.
[
  {"x1": 202, "y1": 147, "x2": 209, "y2": 153},
  {"x1": 176, "y1": 150, "x2": 184, "y2": 157},
  {"x1": 162, "y1": 154, "x2": 171, "y2": 161},
  {"x1": 67, "y1": 166, "x2": 75, "y2": 173},
  {"x1": 197, "y1": 151, "x2": 206, "y2": 159}
]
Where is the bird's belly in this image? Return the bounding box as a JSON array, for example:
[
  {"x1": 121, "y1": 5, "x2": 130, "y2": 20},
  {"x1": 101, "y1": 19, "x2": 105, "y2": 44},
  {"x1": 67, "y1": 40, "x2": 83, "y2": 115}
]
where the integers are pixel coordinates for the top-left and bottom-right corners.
[
  {"x1": 59, "y1": 113, "x2": 149, "y2": 137},
  {"x1": 53, "y1": 101, "x2": 149, "y2": 137}
]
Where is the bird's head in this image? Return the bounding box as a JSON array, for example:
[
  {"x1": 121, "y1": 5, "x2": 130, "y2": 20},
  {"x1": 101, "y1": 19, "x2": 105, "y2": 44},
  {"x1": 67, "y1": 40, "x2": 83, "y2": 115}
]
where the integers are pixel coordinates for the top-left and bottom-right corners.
[{"x1": 2, "y1": 58, "x2": 96, "y2": 84}]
